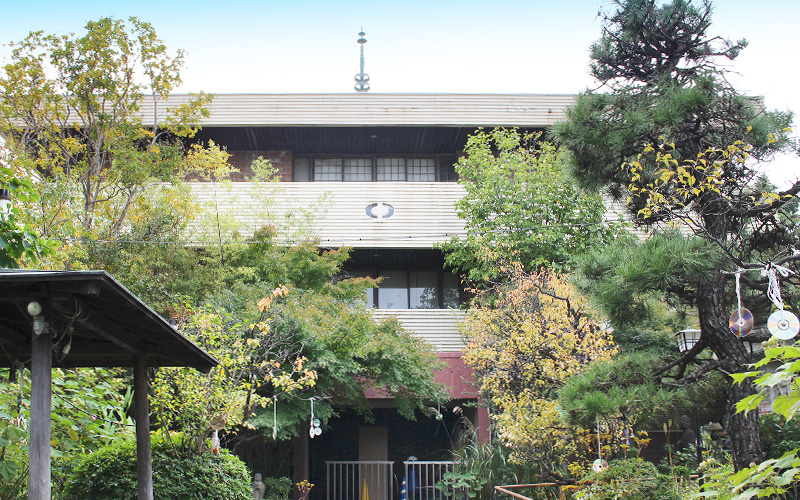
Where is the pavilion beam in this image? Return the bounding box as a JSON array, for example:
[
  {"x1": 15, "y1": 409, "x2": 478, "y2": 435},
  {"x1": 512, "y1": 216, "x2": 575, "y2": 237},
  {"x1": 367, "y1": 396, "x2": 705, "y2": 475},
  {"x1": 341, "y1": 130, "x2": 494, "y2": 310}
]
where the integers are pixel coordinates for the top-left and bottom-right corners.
[
  {"x1": 28, "y1": 325, "x2": 52, "y2": 500},
  {"x1": 134, "y1": 356, "x2": 154, "y2": 500}
]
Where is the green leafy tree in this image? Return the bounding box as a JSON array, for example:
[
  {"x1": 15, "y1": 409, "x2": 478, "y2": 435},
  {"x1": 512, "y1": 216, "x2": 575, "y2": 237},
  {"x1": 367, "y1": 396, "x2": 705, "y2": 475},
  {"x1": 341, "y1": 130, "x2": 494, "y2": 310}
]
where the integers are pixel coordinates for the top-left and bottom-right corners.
[
  {"x1": 552, "y1": 0, "x2": 792, "y2": 196},
  {"x1": 149, "y1": 238, "x2": 447, "y2": 454},
  {"x1": 559, "y1": 351, "x2": 723, "y2": 451},
  {"x1": 439, "y1": 128, "x2": 617, "y2": 283},
  {"x1": 0, "y1": 158, "x2": 54, "y2": 268},
  {"x1": 0, "y1": 17, "x2": 212, "y2": 241},
  {"x1": 552, "y1": 0, "x2": 798, "y2": 470}
]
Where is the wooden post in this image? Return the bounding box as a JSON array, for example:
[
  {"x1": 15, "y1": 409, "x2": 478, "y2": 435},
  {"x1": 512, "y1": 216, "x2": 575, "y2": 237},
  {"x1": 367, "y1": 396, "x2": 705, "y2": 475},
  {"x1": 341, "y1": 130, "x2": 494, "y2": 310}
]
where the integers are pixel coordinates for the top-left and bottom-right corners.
[
  {"x1": 476, "y1": 400, "x2": 491, "y2": 444},
  {"x1": 28, "y1": 326, "x2": 52, "y2": 500},
  {"x1": 134, "y1": 357, "x2": 153, "y2": 500},
  {"x1": 293, "y1": 431, "x2": 309, "y2": 500}
]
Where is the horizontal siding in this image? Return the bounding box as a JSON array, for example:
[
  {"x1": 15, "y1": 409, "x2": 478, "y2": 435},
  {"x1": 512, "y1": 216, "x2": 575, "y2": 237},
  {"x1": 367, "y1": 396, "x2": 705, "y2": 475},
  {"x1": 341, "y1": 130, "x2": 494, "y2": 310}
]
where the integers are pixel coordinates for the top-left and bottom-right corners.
[
  {"x1": 142, "y1": 93, "x2": 574, "y2": 127},
  {"x1": 188, "y1": 182, "x2": 466, "y2": 248},
  {"x1": 371, "y1": 309, "x2": 465, "y2": 352}
]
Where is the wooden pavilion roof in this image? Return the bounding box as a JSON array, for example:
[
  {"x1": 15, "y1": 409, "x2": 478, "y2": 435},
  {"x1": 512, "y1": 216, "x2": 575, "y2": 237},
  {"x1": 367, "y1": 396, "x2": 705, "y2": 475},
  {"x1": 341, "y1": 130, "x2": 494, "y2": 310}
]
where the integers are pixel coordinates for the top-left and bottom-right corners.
[{"x1": 0, "y1": 270, "x2": 217, "y2": 372}]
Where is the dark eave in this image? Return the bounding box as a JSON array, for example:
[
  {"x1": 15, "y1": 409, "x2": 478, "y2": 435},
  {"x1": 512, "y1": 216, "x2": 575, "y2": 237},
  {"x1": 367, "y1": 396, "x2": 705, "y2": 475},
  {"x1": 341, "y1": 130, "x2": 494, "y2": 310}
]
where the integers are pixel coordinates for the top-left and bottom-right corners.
[
  {"x1": 192, "y1": 125, "x2": 544, "y2": 155},
  {"x1": 0, "y1": 270, "x2": 217, "y2": 372}
]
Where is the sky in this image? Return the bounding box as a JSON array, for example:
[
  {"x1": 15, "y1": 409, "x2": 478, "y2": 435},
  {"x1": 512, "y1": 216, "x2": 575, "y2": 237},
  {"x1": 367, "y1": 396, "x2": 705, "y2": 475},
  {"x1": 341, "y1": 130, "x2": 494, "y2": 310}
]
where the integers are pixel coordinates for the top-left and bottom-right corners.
[{"x1": 1, "y1": 0, "x2": 798, "y2": 184}]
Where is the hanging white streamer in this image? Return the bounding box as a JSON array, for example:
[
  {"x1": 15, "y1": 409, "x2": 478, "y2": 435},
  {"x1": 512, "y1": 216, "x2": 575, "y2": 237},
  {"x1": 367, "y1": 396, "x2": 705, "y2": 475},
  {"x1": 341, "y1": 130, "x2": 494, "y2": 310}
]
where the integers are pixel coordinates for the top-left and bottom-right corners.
[
  {"x1": 596, "y1": 415, "x2": 602, "y2": 460},
  {"x1": 273, "y1": 395, "x2": 278, "y2": 440},
  {"x1": 763, "y1": 264, "x2": 794, "y2": 311},
  {"x1": 735, "y1": 270, "x2": 744, "y2": 325}
]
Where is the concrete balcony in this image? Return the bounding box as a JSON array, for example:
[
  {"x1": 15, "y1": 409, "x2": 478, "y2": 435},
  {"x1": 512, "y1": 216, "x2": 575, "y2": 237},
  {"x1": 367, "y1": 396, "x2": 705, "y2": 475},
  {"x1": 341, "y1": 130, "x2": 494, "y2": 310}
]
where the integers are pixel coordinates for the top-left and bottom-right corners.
[{"x1": 187, "y1": 181, "x2": 466, "y2": 248}]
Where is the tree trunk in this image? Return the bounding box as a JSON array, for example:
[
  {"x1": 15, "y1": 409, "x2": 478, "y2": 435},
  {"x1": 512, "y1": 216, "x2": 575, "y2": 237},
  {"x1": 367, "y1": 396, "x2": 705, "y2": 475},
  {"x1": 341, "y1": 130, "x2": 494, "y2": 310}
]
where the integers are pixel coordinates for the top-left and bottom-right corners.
[{"x1": 697, "y1": 273, "x2": 763, "y2": 470}]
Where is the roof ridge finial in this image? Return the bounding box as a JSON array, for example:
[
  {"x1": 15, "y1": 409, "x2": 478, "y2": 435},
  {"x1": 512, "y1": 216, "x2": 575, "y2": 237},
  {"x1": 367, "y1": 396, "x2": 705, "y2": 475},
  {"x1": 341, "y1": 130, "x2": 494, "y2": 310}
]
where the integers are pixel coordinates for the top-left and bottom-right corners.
[{"x1": 354, "y1": 28, "x2": 370, "y2": 93}]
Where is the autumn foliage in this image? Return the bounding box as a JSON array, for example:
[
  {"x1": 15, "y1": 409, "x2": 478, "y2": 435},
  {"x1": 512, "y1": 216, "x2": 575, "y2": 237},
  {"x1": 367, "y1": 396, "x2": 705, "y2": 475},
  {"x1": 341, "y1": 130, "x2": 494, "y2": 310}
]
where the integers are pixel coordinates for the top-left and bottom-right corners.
[{"x1": 462, "y1": 271, "x2": 617, "y2": 471}]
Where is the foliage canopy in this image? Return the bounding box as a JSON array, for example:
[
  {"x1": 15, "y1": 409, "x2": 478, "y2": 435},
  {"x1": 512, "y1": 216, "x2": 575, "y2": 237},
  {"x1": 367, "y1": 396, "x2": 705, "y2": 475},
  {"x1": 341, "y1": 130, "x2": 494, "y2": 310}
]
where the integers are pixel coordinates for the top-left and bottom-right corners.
[{"x1": 439, "y1": 128, "x2": 617, "y2": 282}]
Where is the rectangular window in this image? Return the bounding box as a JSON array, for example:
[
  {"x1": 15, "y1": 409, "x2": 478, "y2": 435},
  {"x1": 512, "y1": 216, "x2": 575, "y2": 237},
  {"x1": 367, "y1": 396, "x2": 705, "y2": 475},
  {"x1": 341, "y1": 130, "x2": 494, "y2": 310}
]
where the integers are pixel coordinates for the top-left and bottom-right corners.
[
  {"x1": 376, "y1": 157, "x2": 407, "y2": 181},
  {"x1": 407, "y1": 158, "x2": 436, "y2": 181},
  {"x1": 297, "y1": 156, "x2": 452, "y2": 182},
  {"x1": 352, "y1": 269, "x2": 462, "y2": 310},
  {"x1": 442, "y1": 272, "x2": 459, "y2": 309},
  {"x1": 344, "y1": 158, "x2": 373, "y2": 181},
  {"x1": 409, "y1": 271, "x2": 440, "y2": 309},
  {"x1": 314, "y1": 158, "x2": 342, "y2": 181},
  {"x1": 438, "y1": 155, "x2": 458, "y2": 182},
  {"x1": 377, "y1": 271, "x2": 408, "y2": 309},
  {"x1": 293, "y1": 157, "x2": 311, "y2": 182},
  {"x1": 349, "y1": 270, "x2": 375, "y2": 308}
]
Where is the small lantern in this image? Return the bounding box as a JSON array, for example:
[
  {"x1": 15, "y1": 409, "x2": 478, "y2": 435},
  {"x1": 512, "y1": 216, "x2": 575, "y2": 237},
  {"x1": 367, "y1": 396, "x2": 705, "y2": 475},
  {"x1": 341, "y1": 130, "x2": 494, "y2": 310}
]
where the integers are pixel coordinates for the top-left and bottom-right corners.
[{"x1": 674, "y1": 328, "x2": 702, "y2": 353}]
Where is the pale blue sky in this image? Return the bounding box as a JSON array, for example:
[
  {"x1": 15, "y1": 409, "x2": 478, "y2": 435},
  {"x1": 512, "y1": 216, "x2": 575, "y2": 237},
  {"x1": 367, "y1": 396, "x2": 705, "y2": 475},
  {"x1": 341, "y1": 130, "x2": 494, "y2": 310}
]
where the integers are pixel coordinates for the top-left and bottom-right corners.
[{"x1": 2, "y1": 0, "x2": 798, "y2": 183}]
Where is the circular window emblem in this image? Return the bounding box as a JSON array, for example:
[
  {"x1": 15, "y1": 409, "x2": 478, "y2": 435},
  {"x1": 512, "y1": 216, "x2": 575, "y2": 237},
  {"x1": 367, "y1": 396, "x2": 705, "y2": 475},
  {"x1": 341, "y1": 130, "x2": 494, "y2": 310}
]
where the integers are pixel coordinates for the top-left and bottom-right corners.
[{"x1": 366, "y1": 202, "x2": 394, "y2": 219}]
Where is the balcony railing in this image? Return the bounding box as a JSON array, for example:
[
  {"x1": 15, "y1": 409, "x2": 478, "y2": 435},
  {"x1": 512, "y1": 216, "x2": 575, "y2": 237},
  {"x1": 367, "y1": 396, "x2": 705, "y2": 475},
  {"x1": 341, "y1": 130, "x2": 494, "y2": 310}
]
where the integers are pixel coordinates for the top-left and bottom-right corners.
[{"x1": 371, "y1": 309, "x2": 465, "y2": 352}]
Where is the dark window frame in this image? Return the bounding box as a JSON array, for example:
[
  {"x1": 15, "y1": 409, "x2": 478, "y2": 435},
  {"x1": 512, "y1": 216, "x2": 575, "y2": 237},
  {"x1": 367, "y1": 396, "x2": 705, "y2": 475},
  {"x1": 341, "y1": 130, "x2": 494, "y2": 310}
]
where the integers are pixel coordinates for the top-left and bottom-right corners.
[
  {"x1": 353, "y1": 268, "x2": 461, "y2": 309},
  {"x1": 293, "y1": 154, "x2": 457, "y2": 182}
]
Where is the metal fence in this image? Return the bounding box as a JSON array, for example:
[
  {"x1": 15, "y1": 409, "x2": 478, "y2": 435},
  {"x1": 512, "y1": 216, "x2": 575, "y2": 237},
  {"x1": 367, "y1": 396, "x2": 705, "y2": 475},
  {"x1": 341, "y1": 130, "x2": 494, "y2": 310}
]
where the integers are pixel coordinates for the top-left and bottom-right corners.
[
  {"x1": 326, "y1": 461, "x2": 394, "y2": 500},
  {"x1": 402, "y1": 461, "x2": 458, "y2": 500},
  {"x1": 325, "y1": 460, "x2": 458, "y2": 500}
]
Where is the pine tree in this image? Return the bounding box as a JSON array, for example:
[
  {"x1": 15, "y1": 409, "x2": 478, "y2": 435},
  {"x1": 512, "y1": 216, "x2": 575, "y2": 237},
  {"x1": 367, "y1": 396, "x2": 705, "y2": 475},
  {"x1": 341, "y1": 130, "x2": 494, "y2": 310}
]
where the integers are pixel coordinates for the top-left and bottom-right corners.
[{"x1": 553, "y1": 0, "x2": 799, "y2": 470}]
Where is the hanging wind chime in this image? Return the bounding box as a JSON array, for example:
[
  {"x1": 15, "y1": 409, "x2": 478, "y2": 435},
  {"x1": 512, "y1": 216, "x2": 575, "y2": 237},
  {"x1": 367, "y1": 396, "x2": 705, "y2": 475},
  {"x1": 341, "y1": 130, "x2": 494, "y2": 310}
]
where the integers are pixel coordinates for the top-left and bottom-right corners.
[
  {"x1": 272, "y1": 395, "x2": 278, "y2": 440},
  {"x1": 309, "y1": 398, "x2": 322, "y2": 439}
]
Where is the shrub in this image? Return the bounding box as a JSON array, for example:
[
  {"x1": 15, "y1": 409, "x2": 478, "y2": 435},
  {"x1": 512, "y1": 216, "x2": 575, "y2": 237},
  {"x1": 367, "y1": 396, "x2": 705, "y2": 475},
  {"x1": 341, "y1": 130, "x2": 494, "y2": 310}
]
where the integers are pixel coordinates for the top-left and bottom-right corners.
[
  {"x1": 575, "y1": 458, "x2": 679, "y2": 500},
  {"x1": 761, "y1": 412, "x2": 800, "y2": 459},
  {"x1": 60, "y1": 435, "x2": 250, "y2": 500},
  {"x1": 262, "y1": 476, "x2": 292, "y2": 500}
]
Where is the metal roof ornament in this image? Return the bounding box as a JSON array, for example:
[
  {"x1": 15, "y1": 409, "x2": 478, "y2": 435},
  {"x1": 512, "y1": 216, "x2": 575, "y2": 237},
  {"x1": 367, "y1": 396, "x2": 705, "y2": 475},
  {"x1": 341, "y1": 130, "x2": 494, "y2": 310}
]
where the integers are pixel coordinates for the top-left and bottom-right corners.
[{"x1": 354, "y1": 29, "x2": 370, "y2": 92}]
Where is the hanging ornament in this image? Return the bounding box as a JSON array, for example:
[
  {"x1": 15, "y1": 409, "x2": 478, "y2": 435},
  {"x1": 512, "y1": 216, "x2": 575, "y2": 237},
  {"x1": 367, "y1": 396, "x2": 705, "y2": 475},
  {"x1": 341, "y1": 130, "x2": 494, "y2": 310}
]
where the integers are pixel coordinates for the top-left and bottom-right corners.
[
  {"x1": 729, "y1": 309, "x2": 754, "y2": 337},
  {"x1": 309, "y1": 398, "x2": 322, "y2": 438},
  {"x1": 272, "y1": 396, "x2": 278, "y2": 440},
  {"x1": 592, "y1": 458, "x2": 608, "y2": 473},
  {"x1": 763, "y1": 264, "x2": 799, "y2": 340},
  {"x1": 730, "y1": 271, "x2": 754, "y2": 337},
  {"x1": 767, "y1": 310, "x2": 800, "y2": 340}
]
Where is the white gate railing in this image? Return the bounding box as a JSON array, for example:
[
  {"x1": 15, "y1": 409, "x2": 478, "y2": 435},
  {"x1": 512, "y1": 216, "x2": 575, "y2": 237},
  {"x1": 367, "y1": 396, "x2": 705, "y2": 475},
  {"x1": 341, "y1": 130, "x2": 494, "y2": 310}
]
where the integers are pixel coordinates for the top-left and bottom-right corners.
[
  {"x1": 402, "y1": 461, "x2": 458, "y2": 500},
  {"x1": 326, "y1": 461, "x2": 394, "y2": 500}
]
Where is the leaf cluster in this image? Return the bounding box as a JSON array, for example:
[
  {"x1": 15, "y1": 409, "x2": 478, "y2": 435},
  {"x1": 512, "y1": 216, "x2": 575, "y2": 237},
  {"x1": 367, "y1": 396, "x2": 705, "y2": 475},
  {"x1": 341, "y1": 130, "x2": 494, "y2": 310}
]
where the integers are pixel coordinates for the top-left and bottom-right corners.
[
  {"x1": 558, "y1": 352, "x2": 714, "y2": 431},
  {"x1": 0, "y1": 161, "x2": 55, "y2": 268},
  {"x1": 553, "y1": 0, "x2": 794, "y2": 198},
  {"x1": 574, "y1": 458, "x2": 679, "y2": 500},
  {"x1": 574, "y1": 230, "x2": 717, "y2": 330},
  {"x1": 439, "y1": 128, "x2": 619, "y2": 283},
  {"x1": 0, "y1": 17, "x2": 215, "y2": 238}
]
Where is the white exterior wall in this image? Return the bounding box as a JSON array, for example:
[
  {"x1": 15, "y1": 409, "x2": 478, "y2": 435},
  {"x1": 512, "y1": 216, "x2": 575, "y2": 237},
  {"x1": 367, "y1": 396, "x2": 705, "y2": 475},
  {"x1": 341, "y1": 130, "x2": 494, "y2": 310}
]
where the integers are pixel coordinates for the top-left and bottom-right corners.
[
  {"x1": 188, "y1": 181, "x2": 467, "y2": 248},
  {"x1": 372, "y1": 309, "x2": 466, "y2": 352},
  {"x1": 144, "y1": 93, "x2": 574, "y2": 127}
]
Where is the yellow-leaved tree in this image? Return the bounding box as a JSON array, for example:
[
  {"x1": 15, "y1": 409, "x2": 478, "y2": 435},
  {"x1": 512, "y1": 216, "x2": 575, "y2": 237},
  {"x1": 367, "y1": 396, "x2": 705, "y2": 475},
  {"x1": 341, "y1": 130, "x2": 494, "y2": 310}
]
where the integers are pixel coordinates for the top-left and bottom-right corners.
[{"x1": 462, "y1": 270, "x2": 617, "y2": 479}]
